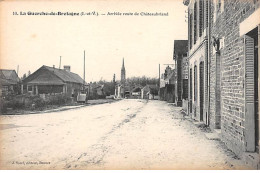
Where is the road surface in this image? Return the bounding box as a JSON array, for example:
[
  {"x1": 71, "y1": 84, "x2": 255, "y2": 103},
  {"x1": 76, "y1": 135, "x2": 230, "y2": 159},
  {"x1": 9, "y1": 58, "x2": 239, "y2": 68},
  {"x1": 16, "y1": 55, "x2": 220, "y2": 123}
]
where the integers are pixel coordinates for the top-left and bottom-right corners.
[{"x1": 0, "y1": 99, "x2": 247, "y2": 169}]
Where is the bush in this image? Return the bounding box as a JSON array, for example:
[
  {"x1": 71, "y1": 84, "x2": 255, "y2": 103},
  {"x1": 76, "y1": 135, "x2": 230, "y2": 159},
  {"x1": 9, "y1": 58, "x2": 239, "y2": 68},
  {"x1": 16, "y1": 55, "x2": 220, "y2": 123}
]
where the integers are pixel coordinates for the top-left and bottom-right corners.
[
  {"x1": 46, "y1": 94, "x2": 71, "y2": 106},
  {"x1": 0, "y1": 97, "x2": 7, "y2": 114},
  {"x1": 0, "y1": 94, "x2": 72, "y2": 113},
  {"x1": 32, "y1": 97, "x2": 46, "y2": 108},
  {"x1": 2, "y1": 98, "x2": 24, "y2": 110}
]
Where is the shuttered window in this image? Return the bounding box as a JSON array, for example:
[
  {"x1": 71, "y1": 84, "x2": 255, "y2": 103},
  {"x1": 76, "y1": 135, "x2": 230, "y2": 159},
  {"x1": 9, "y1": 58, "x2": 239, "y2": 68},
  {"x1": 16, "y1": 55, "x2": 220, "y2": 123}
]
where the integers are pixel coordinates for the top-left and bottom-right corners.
[
  {"x1": 189, "y1": 13, "x2": 193, "y2": 49},
  {"x1": 199, "y1": 0, "x2": 204, "y2": 37},
  {"x1": 244, "y1": 34, "x2": 255, "y2": 152},
  {"x1": 205, "y1": 0, "x2": 208, "y2": 27},
  {"x1": 194, "y1": 1, "x2": 197, "y2": 44}
]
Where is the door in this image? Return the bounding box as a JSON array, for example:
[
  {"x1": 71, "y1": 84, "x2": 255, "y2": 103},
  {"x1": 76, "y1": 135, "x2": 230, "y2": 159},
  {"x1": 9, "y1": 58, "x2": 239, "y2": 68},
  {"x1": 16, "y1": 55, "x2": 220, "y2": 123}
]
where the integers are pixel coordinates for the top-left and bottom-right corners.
[{"x1": 200, "y1": 62, "x2": 204, "y2": 121}]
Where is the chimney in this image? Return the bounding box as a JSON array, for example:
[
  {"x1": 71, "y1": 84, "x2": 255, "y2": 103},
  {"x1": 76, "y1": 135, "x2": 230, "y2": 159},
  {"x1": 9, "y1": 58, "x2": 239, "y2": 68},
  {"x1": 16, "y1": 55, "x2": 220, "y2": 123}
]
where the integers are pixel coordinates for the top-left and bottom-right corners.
[{"x1": 64, "y1": 65, "x2": 71, "y2": 72}]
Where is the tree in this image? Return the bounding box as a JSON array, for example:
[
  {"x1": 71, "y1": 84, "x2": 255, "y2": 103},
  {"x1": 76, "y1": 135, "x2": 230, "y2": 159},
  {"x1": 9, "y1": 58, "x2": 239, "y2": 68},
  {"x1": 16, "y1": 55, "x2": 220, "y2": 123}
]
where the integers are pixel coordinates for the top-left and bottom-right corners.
[
  {"x1": 22, "y1": 73, "x2": 27, "y2": 80},
  {"x1": 113, "y1": 74, "x2": 116, "y2": 83}
]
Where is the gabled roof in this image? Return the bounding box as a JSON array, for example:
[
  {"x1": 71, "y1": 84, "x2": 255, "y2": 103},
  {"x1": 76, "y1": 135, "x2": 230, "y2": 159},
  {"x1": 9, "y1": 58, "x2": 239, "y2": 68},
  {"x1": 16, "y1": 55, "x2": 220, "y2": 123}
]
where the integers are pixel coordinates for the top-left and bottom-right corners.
[
  {"x1": 23, "y1": 65, "x2": 86, "y2": 85},
  {"x1": 147, "y1": 84, "x2": 158, "y2": 89},
  {"x1": 0, "y1": 69, "x2": 20, "y2": 82},
  {"x1": 0, "y1": 69, "x2": 20, "y2": 86},
  {"x1": 132, "y1": 86, "x2": 142, "y2": 92},
  {"x1": 165, "y1": 71, "x2": 175, "y2": 81},
  {"x1": 173, "y1": 40, "x2": 188, "y2": 58},
  {"x1": 0, "y1": 78, "x2": 17, "y2": 86},
  {"x1": 43, "y1": 66, "x2": 85, "y2": 84}
]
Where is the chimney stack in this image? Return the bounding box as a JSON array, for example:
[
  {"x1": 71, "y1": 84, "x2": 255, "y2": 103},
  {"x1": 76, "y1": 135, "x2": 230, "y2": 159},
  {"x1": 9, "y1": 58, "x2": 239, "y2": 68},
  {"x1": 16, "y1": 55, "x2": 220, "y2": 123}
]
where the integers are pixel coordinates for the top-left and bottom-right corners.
[{"x1": 64, "y1": 65, "x2": 71, "y2": 72}]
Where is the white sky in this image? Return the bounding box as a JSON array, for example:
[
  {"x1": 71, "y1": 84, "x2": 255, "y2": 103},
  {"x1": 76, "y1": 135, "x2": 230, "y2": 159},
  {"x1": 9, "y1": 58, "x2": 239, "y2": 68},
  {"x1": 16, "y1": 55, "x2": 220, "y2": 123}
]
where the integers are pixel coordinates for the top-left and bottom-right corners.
[{"x1": 0, "y1": 0, "x2": 187, "y2": 82}]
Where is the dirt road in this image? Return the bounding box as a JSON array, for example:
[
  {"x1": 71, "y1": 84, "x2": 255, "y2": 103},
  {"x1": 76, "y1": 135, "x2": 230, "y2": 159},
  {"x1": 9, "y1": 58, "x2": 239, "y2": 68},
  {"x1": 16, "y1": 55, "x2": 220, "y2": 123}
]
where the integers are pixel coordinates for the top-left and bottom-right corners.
[{"x1": 0, "y1": 99, "x2": 247, "y2": 169}]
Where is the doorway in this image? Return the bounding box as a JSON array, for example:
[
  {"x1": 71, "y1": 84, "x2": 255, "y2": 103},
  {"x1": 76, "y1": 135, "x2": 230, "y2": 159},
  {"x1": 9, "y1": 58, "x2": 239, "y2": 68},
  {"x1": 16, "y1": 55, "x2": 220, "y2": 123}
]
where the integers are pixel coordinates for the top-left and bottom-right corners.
[
  {"x1": 190, "y1": 68, "x2": 193, "y2": 114},
  {"x1": 199, "y1": 61, "x2": 204, "y2": 121}
]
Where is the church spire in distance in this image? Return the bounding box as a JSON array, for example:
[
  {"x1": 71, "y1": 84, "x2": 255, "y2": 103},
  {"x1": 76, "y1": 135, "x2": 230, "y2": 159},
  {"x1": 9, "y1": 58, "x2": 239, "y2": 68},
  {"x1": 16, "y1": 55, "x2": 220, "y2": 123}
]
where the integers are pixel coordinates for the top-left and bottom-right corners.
[
  {"x1": 121, "y1": 58, "x2": 125, "y2": 70},
  {"x1": 121, "y1": 58, "x2": 126, "y2": 84}
]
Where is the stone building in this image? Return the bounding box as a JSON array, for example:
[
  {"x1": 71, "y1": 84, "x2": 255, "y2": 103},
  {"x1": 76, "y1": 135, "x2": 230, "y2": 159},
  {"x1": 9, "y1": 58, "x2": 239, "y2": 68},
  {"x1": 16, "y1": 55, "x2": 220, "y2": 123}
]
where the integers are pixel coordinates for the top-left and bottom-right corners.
[
  {"x1": 184, "y1": 0, "x2": 210, "y2": 124},
  {"x1": 184, "y1": 0, "x2": 259, "y2": 168},
  {"x1": 173, "y1": 40, "x2": 188, "y2": 106},
  {"x1": 159, "y1": 66, "x2": 176, "y2": 102}
]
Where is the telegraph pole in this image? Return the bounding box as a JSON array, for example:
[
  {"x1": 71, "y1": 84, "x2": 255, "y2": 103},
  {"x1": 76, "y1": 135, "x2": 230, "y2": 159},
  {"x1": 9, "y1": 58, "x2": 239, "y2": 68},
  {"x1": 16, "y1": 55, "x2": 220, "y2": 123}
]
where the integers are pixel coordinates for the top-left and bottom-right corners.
[
  {"x1": 158, "y1": 63, "x2": 160, "y2": 97},
  {"x1": 159, "y1": 64, "x2": 160, "y2": 88},
  {"x1": 17, "y1": 65, "x2": 19, "y2": 76},
  {"x1": 83, "y1": 50, "x2": 85, "y2": 90},
  {"x1": 59, "y1": 56, "x2": 61, "y2": 69}
]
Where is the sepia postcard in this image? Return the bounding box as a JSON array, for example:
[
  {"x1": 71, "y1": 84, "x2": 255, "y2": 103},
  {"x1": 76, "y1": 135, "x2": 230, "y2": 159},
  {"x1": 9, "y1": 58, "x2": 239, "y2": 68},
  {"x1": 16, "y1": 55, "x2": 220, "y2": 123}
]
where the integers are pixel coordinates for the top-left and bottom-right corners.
[{"x1": 0, "y1": 0, "x2": 259, "y2": 170}]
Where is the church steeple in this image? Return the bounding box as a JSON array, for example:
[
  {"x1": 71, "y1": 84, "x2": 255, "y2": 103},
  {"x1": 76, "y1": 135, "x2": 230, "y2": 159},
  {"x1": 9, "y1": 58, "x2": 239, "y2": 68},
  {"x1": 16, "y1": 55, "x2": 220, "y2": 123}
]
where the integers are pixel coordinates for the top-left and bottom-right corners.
[
  {"x1": 121, "y1": 58, "x2": 126, "y2": 84},
  {"x1": 121, "y1": 58, "x2": 125, "y2": 70}
]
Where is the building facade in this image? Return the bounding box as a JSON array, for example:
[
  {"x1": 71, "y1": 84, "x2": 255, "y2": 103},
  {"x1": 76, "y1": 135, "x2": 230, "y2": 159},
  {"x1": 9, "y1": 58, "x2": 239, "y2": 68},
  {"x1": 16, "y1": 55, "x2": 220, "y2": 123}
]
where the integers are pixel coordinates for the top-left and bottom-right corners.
[
  {"x1": 173, "y1": 40, "x2": 189, "y2": 106},
  {"x1": 184, "y1": 0, "x2": 260, "y2": 168},
  {"x1": 0, "y1": 69, "x2": 20, "y2": 96},
  {"x1": 159, "y1": 66, "x2": 176, "y2": 102},
  {"x1": 184, "y1": 0, "x2": 210, "y2": 124},
  {"x1": 210, "y1": 0, "x2": 259, "y2": 166}
]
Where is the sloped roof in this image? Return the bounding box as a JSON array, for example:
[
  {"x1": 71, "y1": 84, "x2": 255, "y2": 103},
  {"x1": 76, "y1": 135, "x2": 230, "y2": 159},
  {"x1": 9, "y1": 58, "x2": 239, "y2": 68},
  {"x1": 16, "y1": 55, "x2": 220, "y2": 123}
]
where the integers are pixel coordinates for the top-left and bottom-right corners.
[
  {"x1": 165, "y1": 71, "x2": 175, "y2": 81},
  {"x1": 173, "y1": 40, "x2": 188, "y2": 58},
  {"x1": 43, "y1": 66, "x2": 85, "y2": 84},
  {"x1": 132, "y1": 86, "x2": 142, "y2": 92},
  {"x1": 23, "y1": 65, "x2": 86, "y2": 85},
  {"x1": 0, "y1": 69, "x2": 20, "y2": 82},
  {"x1": 0, "y1": 78, "x2": 17, "y2": 86},
  {"x1": 147, "y1": 84, "x2": 158, "y2": 89}
]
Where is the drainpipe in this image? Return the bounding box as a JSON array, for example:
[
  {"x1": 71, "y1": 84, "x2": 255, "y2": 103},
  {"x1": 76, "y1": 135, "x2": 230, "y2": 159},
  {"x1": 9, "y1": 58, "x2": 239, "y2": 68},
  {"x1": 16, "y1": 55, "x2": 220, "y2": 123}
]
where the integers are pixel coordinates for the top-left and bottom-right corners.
[{"x1": 207, "y1": 0, "x2": 211, "y2": 126}]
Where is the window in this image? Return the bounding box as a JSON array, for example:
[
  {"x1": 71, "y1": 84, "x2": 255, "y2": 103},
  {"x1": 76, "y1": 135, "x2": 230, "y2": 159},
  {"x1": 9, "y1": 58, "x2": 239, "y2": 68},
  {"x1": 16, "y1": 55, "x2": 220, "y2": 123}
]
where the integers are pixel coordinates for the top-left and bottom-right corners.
[
  {"x1": 194, "y1": 1, "x2": 197, "y2": 44},
  {"x1": 28, "y1": 85, "x2": 32, "y2": 91},
  {"x1": 189, "y1": 13, "x2": 193, "y2": 49},
  {"x1": 199, "y1": 0, "x2": 204, "y2": 37},
  {"x1": 2, "y1": 86, "x2": 8, "y2": 92},
  {"x1": 205, "y1": 0, "x2": 209, "y2": 27}
]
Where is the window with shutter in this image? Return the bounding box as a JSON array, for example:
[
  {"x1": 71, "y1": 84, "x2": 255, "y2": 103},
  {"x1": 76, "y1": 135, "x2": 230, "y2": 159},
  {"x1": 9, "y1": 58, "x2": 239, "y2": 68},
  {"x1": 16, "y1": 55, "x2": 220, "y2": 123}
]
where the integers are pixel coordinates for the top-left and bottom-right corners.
[
  {"x1": 199, "y1": 0, "x2": 204, "y2": 37},
  {"x1": 194, "y1": 1, "x2": 197, "y2": 44},
  {"x1": 190, "y1": 13, "x2": 193, "y2": 49},
  {"x1": 244, "y1": 34, "x2": 255, "y2": 152},
  {"x1": 205, "y1": 0, "x2": 208, "y2": 27}
]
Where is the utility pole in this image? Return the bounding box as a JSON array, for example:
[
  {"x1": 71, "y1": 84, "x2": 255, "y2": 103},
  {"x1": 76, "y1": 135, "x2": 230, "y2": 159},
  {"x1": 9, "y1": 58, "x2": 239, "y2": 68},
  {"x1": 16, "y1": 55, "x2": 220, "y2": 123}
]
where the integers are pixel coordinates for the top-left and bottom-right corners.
[
  {"x1": 159, "y1": 64, "x2": 160, "y2": 88},
  {"x1": 159, "y1": 63, "x2": 160, "y2": 97},
  {"x1": 17, "y1": 65, "x2": 19, "y2": 76},
  {"x1": 59, "y1": 56, "x2": 61, "y2": 69},
  {"x1": 83, "y1": 50, "x2": 85, "y2": 91}
]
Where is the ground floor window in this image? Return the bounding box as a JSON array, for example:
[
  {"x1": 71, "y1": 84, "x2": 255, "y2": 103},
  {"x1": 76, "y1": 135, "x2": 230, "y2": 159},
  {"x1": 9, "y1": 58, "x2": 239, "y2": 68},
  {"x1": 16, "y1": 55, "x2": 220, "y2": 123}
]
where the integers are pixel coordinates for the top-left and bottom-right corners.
[{"x1": 38, "y1": 85, "x2": 63, "y2": 94}]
